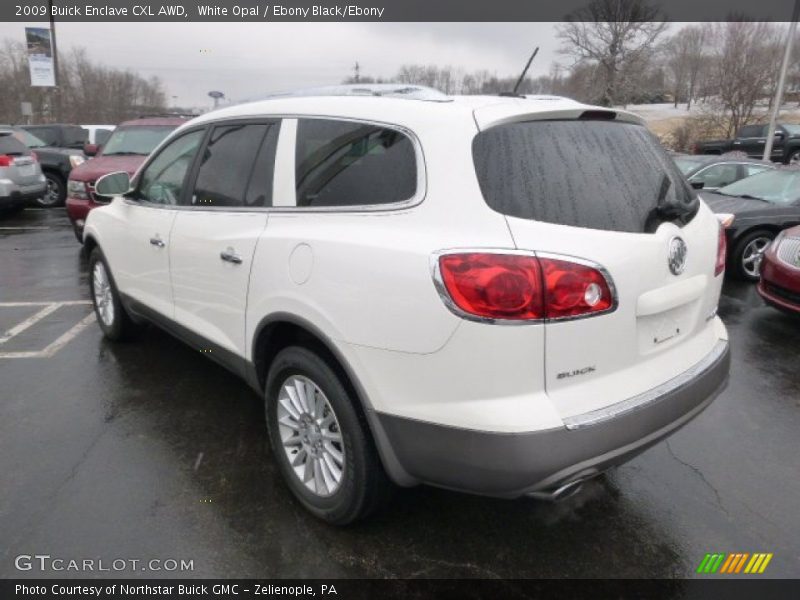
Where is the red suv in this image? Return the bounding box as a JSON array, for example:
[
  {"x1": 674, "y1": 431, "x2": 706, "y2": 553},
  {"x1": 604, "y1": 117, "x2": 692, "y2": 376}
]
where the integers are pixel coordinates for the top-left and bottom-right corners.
[{"x1": 66, "y1": 117, "x2": 187, "y2": 242}]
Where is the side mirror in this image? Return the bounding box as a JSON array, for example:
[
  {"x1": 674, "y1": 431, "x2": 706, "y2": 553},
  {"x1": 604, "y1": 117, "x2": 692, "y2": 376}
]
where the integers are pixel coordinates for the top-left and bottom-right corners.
[
  {"x1": 775, "y1": 131, "x2": 784, "y2": 138},
  {"x1": 94, "y1": 171, "x2": 132, "y2": 199},
  {"x1": 83, "y1": 143, "x2": 99, "y2": 157},
  {"x1": 690, "y1": 180, "x2": 705, "y2": 190}
]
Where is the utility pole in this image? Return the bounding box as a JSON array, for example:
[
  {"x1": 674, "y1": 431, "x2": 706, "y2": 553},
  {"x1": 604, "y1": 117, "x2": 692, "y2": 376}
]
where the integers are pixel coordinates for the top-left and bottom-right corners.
[
  {"x1": 764, "y1": 0, "x2": 800, "y2": 161},
  {"x1": 48, "y1": 0, "x2": 61, "y2": 122},
  {"x1": 353, "y1": 62, "x2": 360, "y2": 83}
]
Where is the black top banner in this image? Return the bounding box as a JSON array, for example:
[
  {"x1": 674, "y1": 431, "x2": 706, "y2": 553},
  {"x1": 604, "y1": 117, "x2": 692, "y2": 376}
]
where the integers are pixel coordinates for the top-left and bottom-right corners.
[{"x1": 1, "y1": 0, "x2": 799, "y2": 22}]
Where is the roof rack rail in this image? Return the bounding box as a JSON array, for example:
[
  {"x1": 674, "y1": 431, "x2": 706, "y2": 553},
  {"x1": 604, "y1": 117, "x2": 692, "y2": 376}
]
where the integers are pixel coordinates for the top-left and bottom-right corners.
[{"x1": 253, "y1": 84, "x2": 452, "y2": 103}]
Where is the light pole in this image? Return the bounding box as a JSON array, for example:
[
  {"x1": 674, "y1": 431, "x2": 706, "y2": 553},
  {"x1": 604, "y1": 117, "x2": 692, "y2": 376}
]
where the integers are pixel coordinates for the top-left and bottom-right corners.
[
  {"x1": 47, "y1": 0, "x2": 60, "y2": 122},
  {"x1": 763, "y1": 0, "x2": 800, "y2": 161}
]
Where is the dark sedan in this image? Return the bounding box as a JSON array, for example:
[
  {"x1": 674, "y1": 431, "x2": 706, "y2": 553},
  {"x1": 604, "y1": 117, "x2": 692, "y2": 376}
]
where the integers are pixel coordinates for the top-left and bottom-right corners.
[
  {"x1": 673, "y1": 154, "x2": 775, "y2": 191},
  {"x1": 702, "y1": 168, "x2": 800, "y2": 281},
  {"x1": 758, "y1": 224, "x2": 800, "y2": 315}
]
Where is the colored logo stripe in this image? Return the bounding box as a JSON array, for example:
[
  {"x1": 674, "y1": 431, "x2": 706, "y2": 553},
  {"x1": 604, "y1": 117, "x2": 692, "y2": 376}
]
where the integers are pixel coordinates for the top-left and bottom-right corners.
[{"x1": 698, "y1": 552, "x2": 773, "y2": 574}]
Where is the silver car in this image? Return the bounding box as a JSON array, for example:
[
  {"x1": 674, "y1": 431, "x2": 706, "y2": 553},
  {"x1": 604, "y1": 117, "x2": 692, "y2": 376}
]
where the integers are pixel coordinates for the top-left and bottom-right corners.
[{"x1": 0, "y1": 131, "x2": 47, "y2": 213}]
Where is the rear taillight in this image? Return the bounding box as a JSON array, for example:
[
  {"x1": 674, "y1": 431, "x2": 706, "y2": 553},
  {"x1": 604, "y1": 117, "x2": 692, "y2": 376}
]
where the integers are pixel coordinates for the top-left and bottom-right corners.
[
  {"x1": 715, "y1": 222, "x2": 726, "y2": 277},
  {"x1": 0, "y1": 154, "x2": 12, "y2": 167},
  {"x1": 539, "y1": 257, "x2": 614, "y2": 319},
  {"x1": 435, "y1": 252, "x2": 615, "y2": 322}
]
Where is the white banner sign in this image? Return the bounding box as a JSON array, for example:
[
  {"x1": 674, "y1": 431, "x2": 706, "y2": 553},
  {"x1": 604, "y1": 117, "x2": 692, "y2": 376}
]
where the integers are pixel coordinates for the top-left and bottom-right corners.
[{"x1": 25, "y1": 27, "x2": 55, "y2": 87}]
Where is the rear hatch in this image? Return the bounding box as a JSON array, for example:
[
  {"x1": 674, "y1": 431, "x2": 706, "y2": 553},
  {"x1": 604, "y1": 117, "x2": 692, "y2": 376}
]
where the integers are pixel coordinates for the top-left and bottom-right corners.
[
  {"x1": 472, "y1": 115, "x2": 724, "y2": 419},
  {"x1": 0, "y1": 133, "x2": 40, "y2": 187}
]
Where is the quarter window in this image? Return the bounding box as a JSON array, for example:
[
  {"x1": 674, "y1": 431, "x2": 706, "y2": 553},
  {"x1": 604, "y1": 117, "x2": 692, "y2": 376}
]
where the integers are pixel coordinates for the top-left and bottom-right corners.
[
  {"x1": 294, "y1": 118, "x2": 417, "y2": 208},
  {"x1": 137, "y1": 129, "x2": 204, "y2": 205},
  {"x1": 192, "y1": 122, "x2": 278, "y2": 207}
]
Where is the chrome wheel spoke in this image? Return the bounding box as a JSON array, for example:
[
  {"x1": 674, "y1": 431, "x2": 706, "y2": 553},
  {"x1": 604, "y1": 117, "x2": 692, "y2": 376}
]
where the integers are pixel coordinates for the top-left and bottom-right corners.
[
  {"x1": 276, "y1": 375, "x2": 346, "y2": 498},
  {"x1": 323, "y1": 440, "x2": 343, "y2": 464}
]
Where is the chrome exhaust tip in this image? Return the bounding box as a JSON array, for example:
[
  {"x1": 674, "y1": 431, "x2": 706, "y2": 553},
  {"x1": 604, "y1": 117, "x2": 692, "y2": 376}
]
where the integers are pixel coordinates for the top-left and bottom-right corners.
[{"x1": 526, "y1": 478, "x2": 586, "y2": 502}]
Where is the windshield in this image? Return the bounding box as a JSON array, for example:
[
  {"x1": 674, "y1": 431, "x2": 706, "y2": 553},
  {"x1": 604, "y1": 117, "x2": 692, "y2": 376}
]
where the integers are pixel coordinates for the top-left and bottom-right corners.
[
  {"x1": 782, "y1": 124, "x2": 800, "y2": 135},
  {"x1": 716, "y1": 169, "x2": 800, "y2": 205},
  {"x1": 473, "y1": 120, "x2": 698, "y2": 234},
  {"x1": 102, "y1": 125, "x2": 176, "y2": 156},
  {"x1": 673, "y1": 156, "x2": 707, "y2": 175},
  {"x1": 6, "y1": 128, "x2": 47, "y2": 148}
]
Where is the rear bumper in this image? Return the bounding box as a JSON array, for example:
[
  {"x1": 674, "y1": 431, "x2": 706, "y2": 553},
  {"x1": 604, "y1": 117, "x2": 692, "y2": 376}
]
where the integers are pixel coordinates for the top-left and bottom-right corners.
[
  {"x1": 376, "y1": 340, "x2": 730, "y2": 498},
  {"x1": 0, "y1": 180, "x2": 46, "y2": 206}
]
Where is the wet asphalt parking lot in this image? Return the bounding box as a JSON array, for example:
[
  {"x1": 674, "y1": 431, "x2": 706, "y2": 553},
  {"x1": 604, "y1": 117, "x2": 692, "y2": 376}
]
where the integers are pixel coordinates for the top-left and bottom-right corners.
[{"x1": 0, "y1": 207, "x2": 798, "y2": 580}]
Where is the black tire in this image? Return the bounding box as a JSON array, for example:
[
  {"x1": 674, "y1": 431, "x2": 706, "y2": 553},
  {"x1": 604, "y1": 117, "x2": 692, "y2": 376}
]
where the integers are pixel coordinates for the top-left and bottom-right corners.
[
  {"x1": 265, "y1": 345, "x2": 391, "y2": 525},
  {"x1": 37, "y1": 172, "x2": 66, "y2": 207},
  {"x1": 88, "y1": 247, "x2": 139, "y2": 341},
  {"x1": 785, "y1": 148, "x2": 800, "y2": 165},
  {"x1": 730, "y1": 229, "x2": 775, "y2": 282}
]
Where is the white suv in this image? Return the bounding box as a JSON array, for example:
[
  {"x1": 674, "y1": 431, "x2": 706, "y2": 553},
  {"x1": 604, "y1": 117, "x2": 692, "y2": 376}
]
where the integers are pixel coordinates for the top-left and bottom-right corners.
[{"x1": 85, "y1": 86, "x2": 730, "y2": 524}]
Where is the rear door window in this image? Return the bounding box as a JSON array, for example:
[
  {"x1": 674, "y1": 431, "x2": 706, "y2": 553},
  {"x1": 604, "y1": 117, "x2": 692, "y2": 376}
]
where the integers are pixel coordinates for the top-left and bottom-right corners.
[
  {"x1": 191, "y1": 122, "x2": 277, "y2": 208},
  {"x1": 472, "y1": 120, "x2": 697, "y2": 234},
  {"x1": 690, "y1": 163, "x2": 739, "y2": 188},
  {"x1": 739, "y1": 125, "x2": 765, "y2": 138},
  {"x1": 294, "y1": 118, "x2": 417, "y2": 208}
]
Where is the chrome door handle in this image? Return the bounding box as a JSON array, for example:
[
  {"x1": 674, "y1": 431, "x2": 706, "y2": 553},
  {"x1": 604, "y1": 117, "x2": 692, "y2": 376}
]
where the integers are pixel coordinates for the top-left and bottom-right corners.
[
  {"x1": 220, "y1": 248, "x2": 243, "y2": 264},
  {"x1": 150, "y1": 237, "x2": 165, "y2": 248}
]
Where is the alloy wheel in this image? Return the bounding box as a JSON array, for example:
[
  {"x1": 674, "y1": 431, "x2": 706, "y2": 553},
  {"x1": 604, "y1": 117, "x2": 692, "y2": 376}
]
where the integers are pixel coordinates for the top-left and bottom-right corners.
[
  {"x1": 741, "y1": 236, "x2": 772, "y2": 278},
  {"x1": 92, "y1": 261, "x2": 115, "y2": 327},
  {"x1": 277, "y1": 375, "x2": 345, "y2": 497}
]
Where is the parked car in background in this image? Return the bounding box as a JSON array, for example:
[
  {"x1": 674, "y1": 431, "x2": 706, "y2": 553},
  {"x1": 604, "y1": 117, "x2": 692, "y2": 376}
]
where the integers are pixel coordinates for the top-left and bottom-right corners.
[
  {"x1": 702, "y1": 168, "x2": 800, "y2": 280},
  {"x1": 21, "y1": 124, "x2": 88, "y2": 150},
  {"x1": 66, "y1": 116, "x2": 187, "y2": 241},
  {"x1": 0, "y1": 125, "x2": 85, "y2": 207},
  {"x1": 82, "y1": 88, "x2": 729, "y2": 524},
  {"x1": 81, "y1": 124, "x2": 116, "y2": 155},
  {"x1": 758, "y1": 224, "x2": 800, "y2": 315},
  {"x1": 673, "y1": 154, "x2": 775, "y2": 191},
  {"x1": 0, "y1": 130, "x2": 46, "y2": 215},
  {"x1": 693, "y1": 123, "x2": 800, "y2": 164}
]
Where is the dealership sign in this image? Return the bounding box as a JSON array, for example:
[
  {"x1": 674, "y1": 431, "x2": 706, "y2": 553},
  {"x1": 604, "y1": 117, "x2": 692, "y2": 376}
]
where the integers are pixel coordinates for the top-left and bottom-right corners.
[{"x1": 25, "y1": 27, "x2": 55, "y2": 87}]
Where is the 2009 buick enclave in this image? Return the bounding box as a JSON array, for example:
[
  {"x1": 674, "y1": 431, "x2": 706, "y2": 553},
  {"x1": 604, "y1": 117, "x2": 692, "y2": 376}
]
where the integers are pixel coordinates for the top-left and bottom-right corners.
[{"x1": 83, "y1": 85, "x2": 730, "y2": 524}]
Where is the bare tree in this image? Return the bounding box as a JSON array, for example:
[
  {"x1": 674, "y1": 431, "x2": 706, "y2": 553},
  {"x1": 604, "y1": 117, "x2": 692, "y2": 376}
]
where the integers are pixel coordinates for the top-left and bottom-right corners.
[
  {"x1": 706, "y1": 21, "x2": 782, "y2": 136},
  {"x1": 557, "y1": 0, "x2": 667, "y2": 106},
  {"x1": 0, "y1": 40, "x2": 167, "y2": 124},
  {"x1": 662, "y1": 26, "x2": 706, "y2": 109}
]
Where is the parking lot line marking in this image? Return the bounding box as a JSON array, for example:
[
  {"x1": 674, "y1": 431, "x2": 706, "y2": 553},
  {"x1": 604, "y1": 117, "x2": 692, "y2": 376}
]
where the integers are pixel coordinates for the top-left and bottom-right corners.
[
  {"x1": 0, "y1": 303, "x2": 63, "y2": 344},
  {"x1": 0, "y1": 305, "x2": 95, "y2": 359},
  {"x1": 39, "y1": 313, "x2": 96, "y2": 357},
  {"x1": 0, "y1": 301, "x2": 91, "y2": 307},
  {"x1": 0, "y1": 226, "x2": 51, "y2": 230}
]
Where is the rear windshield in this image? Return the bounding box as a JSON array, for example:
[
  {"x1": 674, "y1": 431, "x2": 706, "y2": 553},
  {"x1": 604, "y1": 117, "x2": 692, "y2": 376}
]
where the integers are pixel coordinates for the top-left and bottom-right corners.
[
  {"x1": 472, "y1": 120, "x2": 698, "y2": 234},
  {"x1": 0, "y1": 133, "x2": 30, "y2": 155}
]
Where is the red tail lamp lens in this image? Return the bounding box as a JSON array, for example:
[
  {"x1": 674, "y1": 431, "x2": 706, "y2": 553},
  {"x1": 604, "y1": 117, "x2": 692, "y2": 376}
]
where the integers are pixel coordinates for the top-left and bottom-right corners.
[
  {"x1": 715, "y1": 222, "x2": 727, "y2": 277},
  {"x1": 539, "y1": 258, "x2": 613, "y2": 319},
  {"x1": 437, "y1": 253, "x2": 615, "y2": 321},
  {"x1": 438, "y1": 253, "x2": 543, "y2": 320}
]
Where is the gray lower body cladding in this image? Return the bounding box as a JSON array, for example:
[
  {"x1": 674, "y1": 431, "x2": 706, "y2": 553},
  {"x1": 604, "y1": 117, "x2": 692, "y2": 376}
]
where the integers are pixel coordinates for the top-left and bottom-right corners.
[{"x1": 376, "y1": 343, "x2": 730, "y2": 498}]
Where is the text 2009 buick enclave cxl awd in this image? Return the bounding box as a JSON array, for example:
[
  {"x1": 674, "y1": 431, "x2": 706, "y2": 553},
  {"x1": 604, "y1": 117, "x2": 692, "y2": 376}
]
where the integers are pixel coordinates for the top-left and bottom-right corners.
[{"x1": 83, "y1": 86, "x2": 730, "y2": 524}]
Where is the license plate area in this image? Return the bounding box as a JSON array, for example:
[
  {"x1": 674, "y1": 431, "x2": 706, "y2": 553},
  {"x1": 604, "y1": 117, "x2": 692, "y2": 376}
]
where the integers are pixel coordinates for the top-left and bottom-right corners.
[{"x1": 637, "y1": 303, "x2": 698, "y2": 355}]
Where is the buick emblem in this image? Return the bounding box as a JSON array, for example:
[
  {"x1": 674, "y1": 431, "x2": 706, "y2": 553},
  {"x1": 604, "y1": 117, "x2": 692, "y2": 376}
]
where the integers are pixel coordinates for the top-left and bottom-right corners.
[{"x1": 668, "y1": 236, "x2": 688, "y2": 275}]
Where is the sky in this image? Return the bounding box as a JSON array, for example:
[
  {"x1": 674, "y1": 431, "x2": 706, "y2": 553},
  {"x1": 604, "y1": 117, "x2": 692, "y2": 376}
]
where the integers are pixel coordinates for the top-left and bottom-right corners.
[{"x1": 0, "y1": 22, "x2": 573, "y2": 109}]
